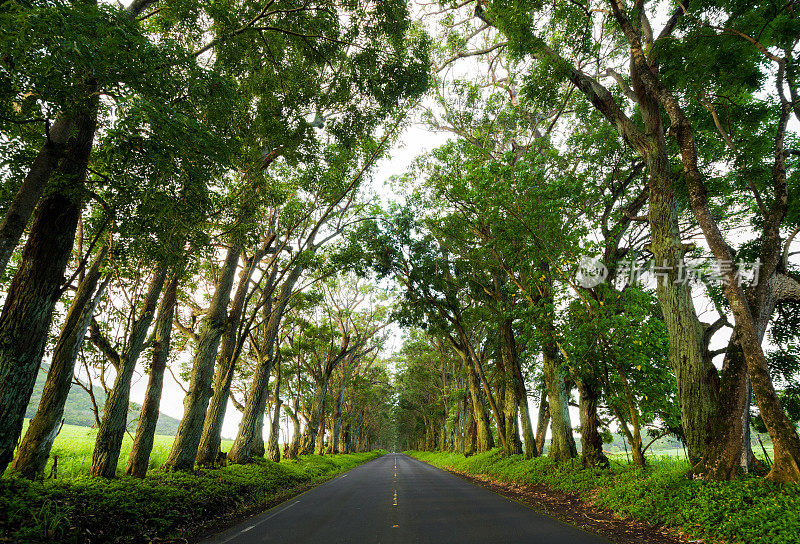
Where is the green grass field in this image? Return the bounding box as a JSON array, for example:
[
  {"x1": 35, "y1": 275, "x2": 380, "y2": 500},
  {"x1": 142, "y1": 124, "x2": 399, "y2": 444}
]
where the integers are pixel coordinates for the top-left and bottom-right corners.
[
  {"x1": 20, "y1": 420, "x2": 234, "y2": 478},
  {"x1": 610, "y1": 443, "x2": 776, "y2": 462}
]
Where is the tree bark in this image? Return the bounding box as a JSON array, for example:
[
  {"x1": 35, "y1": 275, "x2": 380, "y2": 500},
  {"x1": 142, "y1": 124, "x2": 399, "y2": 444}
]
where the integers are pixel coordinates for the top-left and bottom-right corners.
[
  {"x1": 228, "y1": 265, "x2": 302, "y2": 464},
  {"x1": 0, "y1": 116, "x2": 82, "y2": 276},
  {"x1": 266, "y1": 354, "x2": 282, "y2": 462},
  {"x1": 332, "y1": 367, "x2": 348, "y2": 454},
  {"x1": 0, "y1": 91, "x2": 97, "y2": 474},
  {"x1": 125, "y1": 273, "x2": 179, "y2": 477},
  {"x1": 91, "y1": 267, "x2": 166, "y2": 478},
  {"x1": 577, "y1": 376, "x2": 609, "y2": 468},
  {"x1": 634, "y1": 69, "x2": 721, "y2": 473},
  {"x1": 353, "y1": 408, "x2": 364, "y2": 453},
  {"x1": 542, "y1": 338, "x2": 577, "y2": 461},
  {"x1": 164, "y1": 245, "x2": 240, "y2": 471},
  {"x1": 300, "y1": 378, "x2": 329, "y2": 455},
  {"x1": 499, "y1": 317, "x2": 523, "y2": 455},
  {"x1": 535, "y1": 394, "x2": 550, "y2": 455},
  {"x1": 195, "y1": 239, "x2": 273, "y2": 466},
  {"x1": 463, "y1": 333, "x2": 507, "y2": 451},
  {"x1": 463, "y1": 350, "x2": 493, "y2": 452},
  {"x1": 464, "y1": 398, "x2": 477, "y2": 456},
  {"x1": 284, "y1": 405, "x2": 301, "y2": 460},
  {"x1": 316, "y1": 409, "x2": 326, "y2": 455},
  {"x1": 706, "y1": 273, "x2": 800, "y2": 478},
  {"x1": 252, "y1": 411, "x2": 266, "y2": 458},
  {"x1": 10, "y1": 247, "x2": 108, "y2": 478}
]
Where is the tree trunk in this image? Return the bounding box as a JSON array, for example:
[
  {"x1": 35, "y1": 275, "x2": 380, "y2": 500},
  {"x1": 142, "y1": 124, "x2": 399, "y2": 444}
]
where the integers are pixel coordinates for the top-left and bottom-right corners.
[
  {"x1": 542, "y1": 338, "x2": 577, "y2": 461},
  {"x1": 266, "y1": 401, "x2": 283, "y2": 462},
  {"x1": 196, "y1": 240, "x2": 273, "y2": 466},
  {"x1": 465, "y1": 406, "x2": 477, "y2": 456},
  {"x1": 164, "y1": 245, "x2": 241, "y2": 471},
  {"x1": 742, "y1": 381, "x2": 755, "y2": 472},
  {"x1": 266, "y1": 356, "x2": 282, "y2": 463},
  {"x1": 507, "y1": 323, "x2": 536, "y2": 457},
  {"x1": 353, "y1": 410, "x2": 364, "y2": 453},
  {"x1": 284, "y1": 405, "x2": 301, "y2": 460},
  {"x1": 0, "y1": 102, "x2": 95, "y2": 475},
  {"x1": 341, "y1": 419, "x2": 351, "y2": 454},
  {"x1": 535, "y1": 266, "x2": 577, "y2": 462},
  {"x1": 91, "y1": 267, "x2": 166, "y2": 478},
  {"x1": 639, "y1": 91, "x2": 721, "y2": 474},
  {"x1": 125, "y1": 273, "x2": 179, "y2": 477},
  {"x1": 500, "y1": 317, "x2": 523, "y2": 455},
  {"x1": 316, "y1": 412, "x2": 326, "y2": 455},
  {"x1": 228, "y1": 265, "x2": 301, "y2": 464},
  {"x1": 464, "y1": 353, "x2": 493, "y2": 452},
  {"x1": 535, "y1": 395, "x2": 550, "y2": 455},
  {"x1": 519, "y1": 398, "x2": 537, "y2": 459},
  {"x1": 332, "y1": 368, "x2": 348, "y2": 454},
  {"x1": 300, "y1": 378, "x2": 329, "y2": 455},
  {"x1": 577, "y1": 376, "x2": 609, "y2": 469},
  {"x1": 10, "y1": 247, "x2": 108, "y2": 478},
  {"x1": 706, "y1": 272, "x2": 800, "y2": 480},
  {"x1": 252, "y1": 410, "x2": 266, "y2": 458},
  {"x1": 0, "y1": 116, "x2": 84, "y2": 276},
  {"x1": 463, "y1": 335, "x2": 507, "y2": 451},
  {"x1": 461, "y1": 395, "x2": 472, "y2": 455}
]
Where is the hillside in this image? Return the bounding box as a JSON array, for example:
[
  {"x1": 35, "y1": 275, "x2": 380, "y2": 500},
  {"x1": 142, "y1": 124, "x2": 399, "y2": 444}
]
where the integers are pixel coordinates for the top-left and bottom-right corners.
[{"x1": 25, "y1": 364, "x2": 182, "y2": 436}]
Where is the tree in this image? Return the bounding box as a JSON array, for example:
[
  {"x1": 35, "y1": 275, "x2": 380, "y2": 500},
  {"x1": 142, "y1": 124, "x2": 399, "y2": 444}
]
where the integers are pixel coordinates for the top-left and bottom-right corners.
[{"x1": 417, "y1": 0, "x2": 800, "y2": 481}]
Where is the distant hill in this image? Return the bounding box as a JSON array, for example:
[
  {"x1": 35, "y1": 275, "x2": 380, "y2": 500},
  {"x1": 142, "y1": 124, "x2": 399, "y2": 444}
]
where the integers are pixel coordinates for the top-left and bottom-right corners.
[{"x1": 25, "y1": 364, "x2": 182, "y2": 436}]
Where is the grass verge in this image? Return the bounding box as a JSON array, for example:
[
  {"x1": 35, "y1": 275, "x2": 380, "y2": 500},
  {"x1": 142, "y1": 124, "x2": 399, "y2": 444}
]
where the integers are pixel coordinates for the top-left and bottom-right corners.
[
  {"x1": 1, "y1": 451, "x2": 384, "y2": 543},
  {"x1": 407, "y1": 449, "x2": 800, "y2": 544}
]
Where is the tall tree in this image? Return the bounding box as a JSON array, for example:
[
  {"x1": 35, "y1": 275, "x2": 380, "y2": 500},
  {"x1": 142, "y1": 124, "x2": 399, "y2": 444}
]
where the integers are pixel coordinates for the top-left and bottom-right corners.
[
  {"x1": 10, "y1": 246, "x2": 109, "y2": 478},
  {"x1": 125, "y1": 273, "x2": 180, "y2": 478}
]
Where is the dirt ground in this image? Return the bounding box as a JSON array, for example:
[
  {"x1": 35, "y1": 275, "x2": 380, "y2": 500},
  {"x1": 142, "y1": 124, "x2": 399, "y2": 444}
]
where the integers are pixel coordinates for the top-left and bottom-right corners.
[{"x1": 450, "y1": 469, "x2": 707, "y2": 544}]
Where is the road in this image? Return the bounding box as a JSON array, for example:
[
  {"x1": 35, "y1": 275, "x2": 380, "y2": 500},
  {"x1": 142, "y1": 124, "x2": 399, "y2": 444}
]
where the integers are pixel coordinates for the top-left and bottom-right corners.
[{"x1": 202, "y1": 453, "x2": 610, "y2": 544}]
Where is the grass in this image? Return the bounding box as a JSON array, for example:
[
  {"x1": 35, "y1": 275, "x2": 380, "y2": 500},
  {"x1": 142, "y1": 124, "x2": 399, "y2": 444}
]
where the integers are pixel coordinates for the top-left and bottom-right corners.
[
  {"x1": 2, "y1": 422, "x2": 384, "y2": 543},
  {"x1": 19, "y1": 420, "x2": 234, "y2": 478},
  {"x1": 407, "y1": 449, "x2": 800, "y2": 544},
  {"x1": 610, "y1": 445, "x2": 775, "y2": 462}
]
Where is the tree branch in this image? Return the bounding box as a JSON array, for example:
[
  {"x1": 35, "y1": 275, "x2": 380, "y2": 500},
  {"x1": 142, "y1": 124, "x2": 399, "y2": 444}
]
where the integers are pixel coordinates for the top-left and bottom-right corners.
[{"x1": 89, "y1": 319, "x2": 121, "y2": 369}]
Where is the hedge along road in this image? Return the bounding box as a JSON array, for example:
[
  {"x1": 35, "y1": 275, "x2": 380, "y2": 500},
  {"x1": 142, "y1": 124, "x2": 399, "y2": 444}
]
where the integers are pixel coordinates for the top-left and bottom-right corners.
[{"x1": 201, "y1": 453, "x2": 611, "y2": 544}]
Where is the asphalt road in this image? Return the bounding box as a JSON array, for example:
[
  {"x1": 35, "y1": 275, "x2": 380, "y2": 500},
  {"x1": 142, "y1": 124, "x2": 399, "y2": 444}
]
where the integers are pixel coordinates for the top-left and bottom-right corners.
[{"x1": 202, "y1": 453, "x2": 611, "y2": 544}]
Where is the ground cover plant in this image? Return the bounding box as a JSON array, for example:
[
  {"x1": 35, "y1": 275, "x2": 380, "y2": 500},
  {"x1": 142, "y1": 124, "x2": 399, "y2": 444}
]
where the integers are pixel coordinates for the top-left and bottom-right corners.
[{"x1": 1, "y1": 447, "x2": 383, "y2": 543}]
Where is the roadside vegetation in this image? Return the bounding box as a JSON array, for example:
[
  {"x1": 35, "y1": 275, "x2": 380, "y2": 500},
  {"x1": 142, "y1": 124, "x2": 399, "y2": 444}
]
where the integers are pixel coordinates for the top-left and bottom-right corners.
[
  {"x1": 409, "y1": 450, "x2": 800, "y2": 544},
  {"x1": 1, "y1": 446, "x2": 383, "y2": 544}
]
